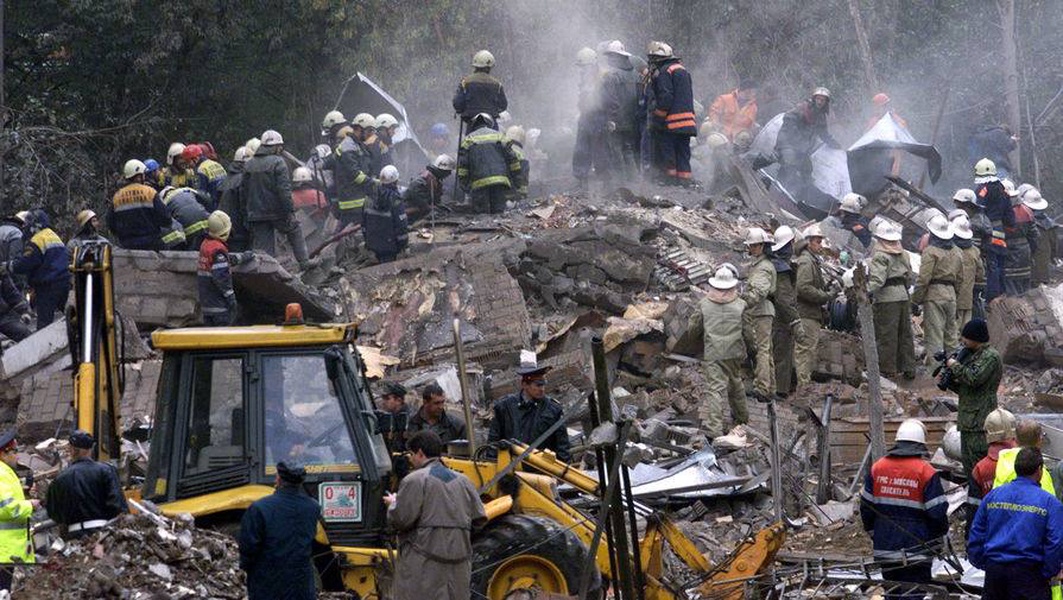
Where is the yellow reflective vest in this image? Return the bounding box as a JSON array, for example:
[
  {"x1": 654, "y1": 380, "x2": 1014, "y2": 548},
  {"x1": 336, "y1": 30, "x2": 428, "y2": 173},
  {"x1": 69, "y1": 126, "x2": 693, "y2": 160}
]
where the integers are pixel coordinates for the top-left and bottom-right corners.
[
  {"x1": 0, "y1": 461, "x2": 33, "y2": 564},
  {"x1": 993, "y1": 447, "x2": 1056, "y2": 496}
]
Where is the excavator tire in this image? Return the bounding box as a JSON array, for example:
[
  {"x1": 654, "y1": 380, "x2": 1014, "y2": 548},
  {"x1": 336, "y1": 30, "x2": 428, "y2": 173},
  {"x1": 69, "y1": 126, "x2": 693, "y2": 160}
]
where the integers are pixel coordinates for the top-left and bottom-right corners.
[{"x1": 471, "y1": 514, "x2": 602, "y2": 600}]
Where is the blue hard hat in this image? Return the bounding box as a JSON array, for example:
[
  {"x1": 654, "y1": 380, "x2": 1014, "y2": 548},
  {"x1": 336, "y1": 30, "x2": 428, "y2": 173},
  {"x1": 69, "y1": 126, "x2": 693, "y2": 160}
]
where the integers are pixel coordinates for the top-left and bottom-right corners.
[
  {"x1": 144, "y1": 159, "x2": 160, "y2": 173},
  {"x1": 430, "y1": 123, "x2": 450, "y2": 137}
]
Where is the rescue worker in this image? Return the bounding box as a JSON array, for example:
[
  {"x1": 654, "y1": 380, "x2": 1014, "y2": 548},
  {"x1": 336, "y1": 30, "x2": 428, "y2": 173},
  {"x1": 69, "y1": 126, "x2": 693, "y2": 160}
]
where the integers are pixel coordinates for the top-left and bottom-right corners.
[
  {"x1": 860, "y1": 419, "x2": 948, "y2": 598},
  {"x1": 1019, "y1": 185, "x2": 1056, "y2": 286},
  {"x1": 218, "y1": 146, "x2": 252, "y2": 252},
  {"x1": 427, "y1": 123, "x2": 452, "y2": 160},
  {"x1": 161, "y1": 142, "x2": 194, "y2": 188},
  {"x1": 44, "y1": 430, "x2": 127, "y2": 540},
  {"x1": 363, "y1": 165, "x2": 408, "y2": 264},
  {"x1": 970, "y1": 409, "x2": 1017, "y2": 505},
  {"x1": 321, "y1": 110, "x2": 348, "y2": 148},
  {"x1": 572, "y1": 46, "x2": 604, "y2": 192},
  {"x1": 968, "y1": 447, "x2": 1063, "y2": 600},
  {"x1": 1003, "y1": 180, "x2": 1038, "y2": 295},
  {"x1": 0, "y1": 272, "x2": 31, "y2": 343},
  {"x1": 407, "y1": 383, "x2": 468, "y2": 445},
  {"x1": 994, "y1": 420, "x2": 1056, "y2": 496},
  {"x1": 952, "y1": 188, "x2": 991, "y2": 251},
  {"x1": 238, "y1": 461, "x2": 321, "y2": 600},
  {"x1": 600, "y1": 40, "x2": 640, "y2": 179},
  {"x1": 457, "y1": 113, "x2": 521, "y2": 214},
  {"x1": 143, "y1": 158, "x2": 162, "y2": 190},
  {"x1": 912, "y1": 214, "x2": 961, "y2": 365},
  {"x1": 377, "y1": 381, "x2": 411, "y2": 453},
  {"x1": 107, "y1": 159, "x2": 172, "y2": 250},
  {"x1": 684, "y1": 265, "x2": 748, "y2": 437},
  {"x1": 504, "y1": 125, "x2": 530, "y2": 199},
  {"x1": 837, "y1": 193, "x2": 872, "y2": 249},
  {"x1": 385, "y1": 430, "x2": 487, "y2": 600},
  {"x1": 160, "y1": 186, "x2": 212, "y2": 250},
  {"x1": 13, "y1": 210, "x2": 70, "y2": 329},
  {"x1": 974, "y1": 158, "x2": 1014, "y2": 302},
  {"x1": 647, "y1": 41, "x2": 697, "y2": 185},
  {"x1": 866, "y1": 92, "x2": 908, "y2": 130},
  {"x1": 360, "y1": 117, "x2": 384, "y2": 177},
  {"x1": 0, "y1": 213, "x2": 25, "y2": 275},
  {"x1": 332, "y1": 114, "x2": 375, "y2": 233},
  {"x1": 183, "y1": 143, "x2": 227, "y2": 211},
  {"x1": 770, "y1": 225, "x2": 803, "y2": 396},
  {"x1": 741, "y1": 227, "x2": 777, "y2": 401},
  {"x1": 198, "y1": 211, "x2": 253, "y2": 327},
  {"x1": 0, "y1": 428, "x2": 36, "y2": 590},
  {"x1": 968, "y1": 124, "x2": 1018, "y2": 179},
  {"x1": 404, "y1": 154, "x2": 455, "y2": 223},
  {"x1": 67, "y1": 209, "x2": 110, "y2": 253},
  {"x1": 940, "y1": 318, "x2": 1002, "y2": 478},
  {"x1": 373, "y1": 113, "x2": 399, "y2": 171},
  {"x1": 793, "y1": 223, "x2": 833, "y2": 386},
  {"x1": 949, "y1": 213, "x2": 983, "y2": 335},
  {"x1": 487, "y1": 354, "x2": 571, "y2": 462},
  {"x1": 774, "y1": 87, "x2": 840, "y2": 205},
  {"x1": 291, "y1": 167, "x2": 327, "y2": 213},
  {"x1": 452, "y1": 49, "x2": 508, "y2": 124},
  {"x1": 242, "y1": 130, "x2": 314, "y2": 270},
  {"x1": 707, "y1": 80, "x2": 758, "y2": 142},
  {"x1": 868, "y1": 221, "x2": 915, "y2": 380}
]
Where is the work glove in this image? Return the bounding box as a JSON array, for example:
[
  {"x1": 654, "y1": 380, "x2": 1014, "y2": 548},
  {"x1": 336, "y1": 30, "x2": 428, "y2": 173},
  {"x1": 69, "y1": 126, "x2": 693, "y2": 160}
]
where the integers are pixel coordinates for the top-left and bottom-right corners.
[{"x1": 606, "y1": 121, "x2": 617, "y2": 132}]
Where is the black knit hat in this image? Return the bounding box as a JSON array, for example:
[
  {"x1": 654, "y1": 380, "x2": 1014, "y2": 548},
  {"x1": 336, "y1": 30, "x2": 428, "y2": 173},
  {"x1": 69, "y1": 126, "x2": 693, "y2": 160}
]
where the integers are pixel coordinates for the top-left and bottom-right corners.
[
  {"x1": 961, "y1": 318, "x2": 990, "y2": 343},
  {"x1": 276, "y1": 461, "x2": 306, "y2": 484},
  {"x1": 69, "y1": 430, "x2": 95, "y2": 449}
]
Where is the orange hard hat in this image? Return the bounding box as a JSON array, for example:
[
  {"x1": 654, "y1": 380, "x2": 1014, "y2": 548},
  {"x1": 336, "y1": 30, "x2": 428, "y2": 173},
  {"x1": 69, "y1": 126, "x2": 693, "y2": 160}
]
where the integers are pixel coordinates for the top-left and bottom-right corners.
[{"x1": 872, "y1": 93, "x2": 890, "y2": 106}]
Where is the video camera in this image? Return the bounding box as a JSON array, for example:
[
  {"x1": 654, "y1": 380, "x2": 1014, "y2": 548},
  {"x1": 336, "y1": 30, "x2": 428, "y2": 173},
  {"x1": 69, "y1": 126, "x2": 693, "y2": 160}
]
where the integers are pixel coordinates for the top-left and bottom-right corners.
[{"x1": 932, "y1": 346, "x2": 971, "y2": 391}]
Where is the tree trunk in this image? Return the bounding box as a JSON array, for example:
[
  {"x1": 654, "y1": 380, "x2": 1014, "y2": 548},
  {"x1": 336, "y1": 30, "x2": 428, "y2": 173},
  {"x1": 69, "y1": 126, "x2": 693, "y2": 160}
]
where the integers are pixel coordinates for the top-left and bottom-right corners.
[
  {"x1": 999, "y1": 0, "x2": 1022, "y2": 176},
  {"x1": 847, "y1": 0, "x2": 880, "y2": 94}
]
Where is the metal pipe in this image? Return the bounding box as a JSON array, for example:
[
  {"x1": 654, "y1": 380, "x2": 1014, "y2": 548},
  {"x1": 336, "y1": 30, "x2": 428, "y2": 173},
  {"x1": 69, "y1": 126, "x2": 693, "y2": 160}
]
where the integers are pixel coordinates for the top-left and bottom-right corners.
[
  {"x1": 622, "y1": 465, "x2": 646, "y2": 600},
  {"x1": 81, "y1": 271, "x2": 94, "y2": 364},
  {"x1": 452, "y1": 317, "x2": 477, "y2": 457},
  {"x1": 587, "y1": 391, "x2": 620, "y2": 589},
  {"x1": 768, "y1": 397, "x2": 784, "y2": 521},
  {"x1": 815, "y1": 393, "x2": 835, "y2": 505}
]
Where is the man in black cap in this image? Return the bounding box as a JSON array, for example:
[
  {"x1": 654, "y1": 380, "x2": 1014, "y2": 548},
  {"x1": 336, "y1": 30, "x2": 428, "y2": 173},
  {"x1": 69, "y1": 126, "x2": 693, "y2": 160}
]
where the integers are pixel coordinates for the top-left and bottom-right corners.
[
  {"x1": 939, "y1": 318, "x2": 1003, "y2": 479},
  {"x1": 239, "y1": 461, "x2": 321, "y2": 600},
  {"x1": 0, "y1": 428, "x2": 35, "y2": 589},
  {"x1": 376, "y1": 381, "x2": 411, "y2": 453},
  {"x1": 487, "y1": 352, "x2": 571, "y2": 462},
  {"x1": 45, "y1": 430, "x2": 127, "y2": 540}
]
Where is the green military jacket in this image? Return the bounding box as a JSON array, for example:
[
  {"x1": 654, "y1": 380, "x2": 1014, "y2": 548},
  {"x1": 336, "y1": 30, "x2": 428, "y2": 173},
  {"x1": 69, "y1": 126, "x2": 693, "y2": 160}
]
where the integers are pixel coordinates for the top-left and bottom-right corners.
[
  {"x1": 742, "y1": 255, "x2": 776, "y2": 318},
  {"x1": 948, "y1": 345, "x2": 1002, "y2": 432},
  {"x1": 956, "y1": 245, "x2": 983, "y2": 310},
  {"x1": 686, "y1": 293, "x2": 747, "y2": 362},
  {"x1": 868, "y1": 245, "x2": 912, "y2": 304},
  {"x1": 911, "y1": 243, "x2": 962, "y2": 305},
  {"x1": 794, "y1": 250, "x2": 832, "y2": 321}
]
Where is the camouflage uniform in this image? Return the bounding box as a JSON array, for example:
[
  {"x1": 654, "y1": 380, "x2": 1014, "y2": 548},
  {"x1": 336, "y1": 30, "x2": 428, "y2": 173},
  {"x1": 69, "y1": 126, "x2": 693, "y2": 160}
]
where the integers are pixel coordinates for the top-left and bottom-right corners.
[
  {"x1": 742, "y1": 255, "x2": 777, "y2": 397},
  {"x1": 946, "y1": 345, "x2": 1002, "y2": 478},
  {"x1": 793, "y1": 248, "x2": 832, "y2": 385},
  {"x1": 686, "y1": 290, "x2": 748, "y2": 437},
  {"x1": 868, "y1": 244, "x2": 915, "y2": 377},
  {"x1": 911, "y1": 239, "x2": 962, "y2": 365}
]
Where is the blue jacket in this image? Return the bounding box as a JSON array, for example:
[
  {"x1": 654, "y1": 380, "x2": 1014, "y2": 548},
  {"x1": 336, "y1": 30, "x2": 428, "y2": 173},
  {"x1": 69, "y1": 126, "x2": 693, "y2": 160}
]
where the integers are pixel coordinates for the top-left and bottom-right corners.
[
  {"x1": 14, "y1": 218, "x2": 70, "y2": 289},
  {"x1": 108, "y1": 182, "x2": 172, "y2": 250},
  {"x1": 238, "y1": 486, "x2": 321, "y2": 600},
  {"x1": 860, "y1": 446, "x2": 949, "y2": 561},
  {"x1": 969, "y1": 476, "x2": 1063, "y2": 578},
  {"x1": 362, "y1": 183, "x2": 408, "y2": 258},
  {"x1": 649, "y1": 59, "x2": 696, "y2": 136}
]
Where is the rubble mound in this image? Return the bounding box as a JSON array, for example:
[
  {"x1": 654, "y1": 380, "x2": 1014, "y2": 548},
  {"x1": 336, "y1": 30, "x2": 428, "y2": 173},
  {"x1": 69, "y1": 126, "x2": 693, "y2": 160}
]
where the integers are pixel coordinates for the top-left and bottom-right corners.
[{"x1": 21, "y1": 512, "x2": 242, "y2": 599}]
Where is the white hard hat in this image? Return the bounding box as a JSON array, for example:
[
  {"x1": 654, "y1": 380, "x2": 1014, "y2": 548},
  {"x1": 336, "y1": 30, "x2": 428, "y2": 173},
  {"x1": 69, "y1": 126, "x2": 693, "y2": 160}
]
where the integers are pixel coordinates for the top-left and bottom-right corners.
[
  {"x1": 974, "y1": 158, "x2": 997, "y2": 177},
  {"x1": 812, "y1": 87, "x2": 832, "y2": 99},
  {"x1": 575, "y1": 47, "x2": 598, "y2": 66},
  {"x1": 379, "y1": 165, "x2": 400, "y2": 184},
  {"x1": 472, "y1": 49, "x2": 495, "y2": 68},
  {"x1": 352, "y1": 113, "x2": 376, "y2": 129},
  {"x1": 166, "y1": 142, "x2": 186, "y2": 166},
  {"x1": 245, "y1": 138, "x2": 262, "y2": 155},
  {"x1": 839, "y1": 192, "x2": 865, "y2": 214},
  {"x1": 497, "y1": 110, "x2": 512, "y2": 125},
  {"x1": 322, "y1": 110, "x2": 346, "y2": 130},
  {"x1": 1021, "y1": 187, "x2": 1048, "y2": 211},
  {"x1": 705, "y1": 131, "x2": 729, "y2": 149},
  {"x1": 950, "y1": 214, "x2": 974, "y2": 240},
  {"x1": 984, "y1": 408, "x2": 1017, "y2": 444},
  {"x1": 314, "y1": 144, "x2": 332, "y2": 160},
  {"x1": 941, "y1": 425, "x2": 962, "y2": 461},
  {"x1": 76, "y1": 209, "x2": 97, "y2": 229},
  {"x1": 646, "y1": 41, "x2": 673, "y2": 59},
  {"x1": 233, "y1": 146, "x2": 251, "y2": 163},
  {"x1": 707, "y1": 265, "x2": 739, "y2": 290},
  {"x1": 926, "y1": 213, "x2": 954, "y2": 240},
  {"x1": 604, "y1": 40, "x2": 630, "y2": 57},
  {"x1": 505, "y1": 125, "x2": 526, "y2": 144},
  {"x1": 744, "y1": 227, "x2": 772, "y2": 246},
  {"x1": 208, "y1": 210, "x2": 232, "y2": 240},
  {"x1": 375, "y1": 113, "x2": 399, "y2": 130},
  {"x1": 952, "y1": 188, "x2": 977, "y2": 205},
  {"x1": 802, "y1": 223, "x2": 825, "y2": 239},
  {"x1": 123, "y1": 159, "x2": 147, "y2": 180},
  {"x1": 771, "y1": 225, "x2": 795, "y2": 251},
  {"x1": 873, "y1": 221, "x2": 903, "y2": 242},
  {"x1": 261, "y1": 130, "x2": 284, "y2": 146},
  {"x1": 432, "y1": 154, "x2": 456, "y2": 172},
  {"x1": 895, "y1": 418, "x2": 927, "y2": 445},
  {"x1": 1001, "y1": 178, "x2": 1018, "y2": 197},
  {"x1": 292, "y1": 166, "x2": 313, "y2": 184}
]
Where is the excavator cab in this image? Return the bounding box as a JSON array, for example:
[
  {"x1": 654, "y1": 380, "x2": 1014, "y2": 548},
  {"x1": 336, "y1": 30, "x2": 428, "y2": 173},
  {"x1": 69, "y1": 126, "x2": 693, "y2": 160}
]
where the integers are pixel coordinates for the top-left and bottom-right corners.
[{"x1": 141, "y1": 324, "x2": 393, "y2": 552}]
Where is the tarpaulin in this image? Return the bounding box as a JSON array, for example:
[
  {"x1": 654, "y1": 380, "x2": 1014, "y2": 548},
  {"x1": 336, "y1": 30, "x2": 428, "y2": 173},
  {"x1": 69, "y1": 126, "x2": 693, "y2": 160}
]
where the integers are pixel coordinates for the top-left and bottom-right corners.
[
  {"x1": 750, "y1": 113, "x2": 851, "y2": 216},
  {"x1": 847, "y1": 113, "x2": 942, "y2": 198},
  {"x1": 338, "y1": 73, "x2": 429, "y2": 179}
]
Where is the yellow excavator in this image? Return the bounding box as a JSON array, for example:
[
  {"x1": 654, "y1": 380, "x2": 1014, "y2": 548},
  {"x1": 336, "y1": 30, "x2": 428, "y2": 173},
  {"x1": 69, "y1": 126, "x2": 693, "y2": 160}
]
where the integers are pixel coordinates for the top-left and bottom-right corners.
[{"x1": 69, "y1": 243, "x2": 785, "y2": 599}]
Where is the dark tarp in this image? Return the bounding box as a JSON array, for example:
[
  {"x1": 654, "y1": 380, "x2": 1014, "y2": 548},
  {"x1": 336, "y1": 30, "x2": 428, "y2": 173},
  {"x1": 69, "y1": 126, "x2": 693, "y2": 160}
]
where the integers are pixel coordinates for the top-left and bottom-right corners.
[
  {"x1": 337, "y1": 73, "x2": 429, "y2": 179},
  {"x1": 847, "y1": 113, "x2": 942, "y2": 199}
]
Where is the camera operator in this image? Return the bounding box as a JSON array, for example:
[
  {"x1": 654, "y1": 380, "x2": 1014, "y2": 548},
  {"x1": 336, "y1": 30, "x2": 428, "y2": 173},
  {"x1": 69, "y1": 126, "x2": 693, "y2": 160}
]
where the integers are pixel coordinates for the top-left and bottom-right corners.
[{"x1": 938, "y1": 318, "x2": 1003, "y2": 480}]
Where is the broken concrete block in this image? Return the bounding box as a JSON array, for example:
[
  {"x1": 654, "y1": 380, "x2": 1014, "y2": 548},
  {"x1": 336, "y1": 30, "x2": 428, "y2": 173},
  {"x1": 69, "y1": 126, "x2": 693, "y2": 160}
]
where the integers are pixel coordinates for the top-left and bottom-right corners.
[
  {"x1": 986, "y1": 284, "x2": 1063, "y2": 366},
  {"x1": 811, "y1": 500, "x2": 855, "y2": 526},
  {"x1": 0, "y1": 319, "x2": 71, "y2": 404}
]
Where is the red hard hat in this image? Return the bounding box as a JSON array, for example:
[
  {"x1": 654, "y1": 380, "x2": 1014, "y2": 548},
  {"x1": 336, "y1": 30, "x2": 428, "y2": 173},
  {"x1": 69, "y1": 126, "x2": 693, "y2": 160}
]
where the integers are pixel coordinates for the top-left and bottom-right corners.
[
  {"x1": 197, "y1": 141, "x2": 218, "y2": 161},
  {"x1": 872, "y1": 93, "x2": 890, "y2": 106},
  {"x1": 180, "y1": 144, "x2": 204, "y2": 163}
]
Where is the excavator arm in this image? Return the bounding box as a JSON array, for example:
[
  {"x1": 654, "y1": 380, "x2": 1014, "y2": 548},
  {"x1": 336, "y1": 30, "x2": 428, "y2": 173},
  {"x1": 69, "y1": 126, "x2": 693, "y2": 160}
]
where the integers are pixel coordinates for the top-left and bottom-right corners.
[{"x1": 68, "y1": 242, "x2": 123, "y2": 462}]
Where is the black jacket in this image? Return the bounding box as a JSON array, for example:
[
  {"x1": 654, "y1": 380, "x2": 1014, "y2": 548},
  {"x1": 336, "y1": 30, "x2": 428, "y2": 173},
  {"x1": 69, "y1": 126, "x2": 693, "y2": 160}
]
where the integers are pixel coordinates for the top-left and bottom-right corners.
[
  {"x1": 601, "y1": 55, "x2": 641, "y2": 132},
  {"x1": 0, "y1": 274, "x2": 27, "y2": 316},
  {"x1": 487, "y1": 392, "x2": 571, "y2": 462},
  {"x1": 452, "y1": 71, "x2": 508, "y2": 122},
  {"x1": 362, "y1": 183, "x2": 408, "y2": 258},
  {"x1": 242, "y1": 152, "x2": 293, "y2": 222},
  {"x1": 45, "y1": 458, "x2": 128, "y2": 530},
  {"x1": 407, "y1": 409, "x2": 468, "y2": 445},
  {"x1": 238, "y1": 486, "x2": 321, "y2": 600}
]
